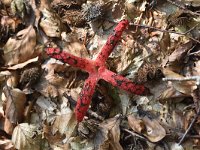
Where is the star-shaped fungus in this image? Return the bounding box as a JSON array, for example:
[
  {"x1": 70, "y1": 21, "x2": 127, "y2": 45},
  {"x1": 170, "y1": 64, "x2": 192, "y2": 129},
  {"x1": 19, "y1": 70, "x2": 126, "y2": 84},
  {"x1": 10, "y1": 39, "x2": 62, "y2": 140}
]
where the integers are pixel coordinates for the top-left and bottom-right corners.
[{"x1": 46, "y1": 20, "x2": 150, "y2": 122}]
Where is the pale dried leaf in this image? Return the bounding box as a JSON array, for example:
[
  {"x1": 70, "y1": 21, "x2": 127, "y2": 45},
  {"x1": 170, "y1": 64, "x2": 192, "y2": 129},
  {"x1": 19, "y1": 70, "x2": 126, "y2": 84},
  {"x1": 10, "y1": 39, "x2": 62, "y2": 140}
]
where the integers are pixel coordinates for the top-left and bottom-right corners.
[
  {"x1": 159, "y1": 87, "x2": 187, "y2": 103},
  {"x1": 11, "y1": 0, "x2": 31, "y2": 19},
  {"x1": 69, "y1": 137, "x2": 94, "y2": 150},
  {"x1": 3, "y1": 25, "x2": 37, "y2": 66},
  {"x1": 12, "y1": 123, "x2": 42, "y2": 150},
  {"x1": 142, "y1": 116, "x2": 166, "y2": 142},
  {"x1": 4, "y1": 118, "x2": 14, "y2": 135},
  {"x1": 0, "y1": 72, "x2": 9, "y2": 86},
  {"x1": 62, "y1": 28, "x2": 89, "y2": 58},
  {"x1": 117, "y1": 54, "x2": 144, "y2": 80},
  {"x1": 0, "y1": 139, "x2": 15, "y2": 150},
  {"x1": 96, "y1": 117, "x2": 123, "y2": 150},
  {"x1": 7, "y1": 57, "x2": 39, "y2": 70},
  {"x1": 192, "y1": 60, "x2": 200, "y2": 76},
  {"x1": 168, "y1": 41, "x2": 193, "y2": 65},
  {"x1": 170, "y1": 143, "x2": 184, "y2": 150},
  {"x1": 3, "y1": 87, "x2": 26, "y2": 124},
  {"x1": 36, "y1": 96, "x2": 57, "y2": 123},
  {"x1": 163, "y1": 68, "x2": 197, "y2": 95},
  {"x1": 36, "y1": 96, "x2": 57, "y2": 112},
  {"x1": 119, "y1": 92, "x2": 130, "y2": 115},
  {"x1": 40, "y1": 8, "x2": 65, "y2": 38},
  {"x1": 0, "y1": 16, "x2": 21, "y2": 32},
  {"x1": 128, "y1": 114, "x2": 144, "y2": 133},
  {"x1": 6, "y1": 71, "x2": 19, "y2": 88},
  {"x1": 52, "y1": 105, "x2": 77, "y2": 139}
]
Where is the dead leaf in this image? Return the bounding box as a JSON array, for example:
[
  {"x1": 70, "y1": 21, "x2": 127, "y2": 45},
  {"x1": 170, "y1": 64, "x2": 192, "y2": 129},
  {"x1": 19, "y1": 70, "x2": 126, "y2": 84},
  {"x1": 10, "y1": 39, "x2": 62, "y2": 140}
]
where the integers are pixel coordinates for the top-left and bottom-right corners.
[
  {"x1": 3, "y1": 86, "x2": 26, "y2": 124},
  {"x1": 7, "y1": 57, "x2": 39, "y2": 70},
  {"x1": 6, "y1": 71, "x2": 19, "y2": 88},
  {"x1": 127, "y1": 114, "x2": 145, "y2": 134},
  {"x1": 168, "y1": 41, "x2": 193, "y2": 64},
  {"x1": 39, "y1": 8, "x2": 66, "y2": 38},
  {"x1": 192, "y1": 60, "x2": 200, "y2": 76},
  {"x1": 95, "y1": 117, "x2": 123, "y2": 150},
  {"x1": 159, "y1": 86, "x2": 187, "y2": 103},
  {"x1": 3, "y1": 25, "x2": 37, "y2": 66},
  {"x1": 119, "y1": 92, "x2": 130, "y2": 115},
  {"x1": 11, "y1": 0, "x2": 31, "y2": 19},
  {"x1": 159, "y1": 32, "x2": 170, "y2": 53},
  {"x1": 163, "y1": 68, "x2": 197, "y2": 95},
  {"x1": 142, "y1": 116, "x2": 166, "y2": 142},
  {"x1": 12, "y1": 123, "x2": 43, "y2": 150},
  {"x1": 167, "y1": 41, "x2": 193, "y2": 71},
  {"x1": 0, "y1": 139, "x2": 15, "y2": 150},
  {"x1": 128, "y1": 114, "x2": 166, "y2": 142},
  {"x1": 0, "y1": 16, "x2": 21, "y2": 32},
  {"x1": 170, "y1": 143, "x2": 184, "y2": 150},
  {"x1": 68, "y1": 137, "x2": 94, "y2": 150},
  {"x1": 36, "y1": 96, "x2": 57, "y2": 112},
  {"x1": 43, "y1": 123, "x2": 64, "y2": 145},
  {"x1": 52, "y1": 105, "x2": 77, "y2": 138}
]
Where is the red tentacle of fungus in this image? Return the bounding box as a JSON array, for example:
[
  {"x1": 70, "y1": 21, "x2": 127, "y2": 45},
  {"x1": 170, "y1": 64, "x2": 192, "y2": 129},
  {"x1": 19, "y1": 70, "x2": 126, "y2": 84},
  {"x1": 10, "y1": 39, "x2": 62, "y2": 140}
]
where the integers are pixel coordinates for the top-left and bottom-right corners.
[{"x1": 46, "y1": 20, "x2": 150, "y2": 122}]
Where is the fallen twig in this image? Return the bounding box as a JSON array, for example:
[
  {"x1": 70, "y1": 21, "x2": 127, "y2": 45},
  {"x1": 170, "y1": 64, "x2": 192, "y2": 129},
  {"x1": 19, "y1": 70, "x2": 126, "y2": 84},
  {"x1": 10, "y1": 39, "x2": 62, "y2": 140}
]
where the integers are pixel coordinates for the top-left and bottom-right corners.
[
  {"x1": 162, "y1": 76, "x2": 200, "y2": 85},
  {"x1": 130, "y1": 23, "x2": 200, "y2": 44},
  {"x1": 178, "y1": 106, "x2": 200, "y2": 145},
  {"x1": 166, "y1": 0, "x2": 200, "y2": 16}
]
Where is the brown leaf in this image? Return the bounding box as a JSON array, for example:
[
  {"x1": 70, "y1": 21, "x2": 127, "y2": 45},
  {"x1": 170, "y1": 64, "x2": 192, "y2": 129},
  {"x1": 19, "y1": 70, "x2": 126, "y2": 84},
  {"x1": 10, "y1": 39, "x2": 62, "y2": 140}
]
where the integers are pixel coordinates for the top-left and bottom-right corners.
[
  {"x1": 127, "y1": 114, "x2": 145, "y2": 133},
  {"x1": 168, "y1": 41, "x2": 193, "y2": 64},
  {"x1": 39, "y1": 8, "x2": 67, "y2": 38},
  {"x1": 52, "y1": 107, "x2": 77, "y2": 138},
  {"x1": 61, "y1": 28, "x2": 89, "y2": 58},
  {"x1": 128, "y1": 114, "x2": 166, "y2": 142},
  {"x1": 159, "y1": 32, "x2": 170, "y2": 53},
  {"x1": 4, "y1": 118, "x2": 14, "y2": 135},
  {"x1": 7, "y1": 57, "x2": 39, "y2": 70},
  {"x1": 6, "y1": 71, "x2": 19, "y2": 88},
  {"x1": 3, "y1": 25, "x2": 37, "y2": 66},
  {"x1": 0, "y1": 16, "x2": 21, "y2": 32},
  {"x1": 142, "y1": 116, "x2": 166, "y2": 142},
  {"x1": 192, "y1": 60, "x2": 200, "y2": 76},
  {"x1": 96, "y1": 117, "x2": 123, "y2": 150},
  {"x1": 12, "y1": 123, "x2": 42, "y2": 150},
  {"x1": 0, "y1": 139, "x2": 15, "y2": 150},
  {"x1": 163, "y1": 68, "x2": 197, "y2": 95},
  {"x1": 3, "y1": 86, "x2": 26, "y2": 124},
  {"x1": 158, "y1": 86, "x2": 187, "y2": 104},
  {"x1": 43, "y1": 124, "x2": 64, "y2": 145},
  {"x1": 167, "y1": 41, "x2": 193, "y2": 71}
]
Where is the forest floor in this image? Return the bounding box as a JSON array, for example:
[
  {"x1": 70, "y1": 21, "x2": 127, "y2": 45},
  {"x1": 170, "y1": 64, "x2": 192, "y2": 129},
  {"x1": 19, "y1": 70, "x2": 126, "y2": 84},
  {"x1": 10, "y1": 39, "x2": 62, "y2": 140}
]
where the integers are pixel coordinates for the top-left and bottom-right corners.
[{"x1": 0, "y1": 0, "x2": 200, "y2": 149}]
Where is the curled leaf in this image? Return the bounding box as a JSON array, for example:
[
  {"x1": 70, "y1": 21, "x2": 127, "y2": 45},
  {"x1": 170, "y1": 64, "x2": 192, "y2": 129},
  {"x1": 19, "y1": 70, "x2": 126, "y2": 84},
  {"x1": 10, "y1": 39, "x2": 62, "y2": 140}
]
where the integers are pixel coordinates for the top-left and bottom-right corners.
[{"x1": 3, "y1": 25, "x2": 37, "y2": 66}]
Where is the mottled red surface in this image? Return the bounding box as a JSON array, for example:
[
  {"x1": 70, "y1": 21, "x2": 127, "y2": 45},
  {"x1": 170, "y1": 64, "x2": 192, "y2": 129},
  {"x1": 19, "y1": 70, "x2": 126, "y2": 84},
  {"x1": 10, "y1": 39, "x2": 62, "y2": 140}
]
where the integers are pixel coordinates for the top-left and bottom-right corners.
[{"x1": 46, "y1": 20, "x2": 150, "y2": 122}]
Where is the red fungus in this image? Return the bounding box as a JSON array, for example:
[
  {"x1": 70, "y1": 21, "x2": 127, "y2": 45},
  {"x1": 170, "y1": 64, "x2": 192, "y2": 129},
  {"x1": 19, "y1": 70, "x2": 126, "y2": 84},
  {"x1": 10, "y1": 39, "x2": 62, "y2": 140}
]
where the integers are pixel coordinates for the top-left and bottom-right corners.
[{"x1": 46, "y1": 20, "x2": 150, "y2": 122}]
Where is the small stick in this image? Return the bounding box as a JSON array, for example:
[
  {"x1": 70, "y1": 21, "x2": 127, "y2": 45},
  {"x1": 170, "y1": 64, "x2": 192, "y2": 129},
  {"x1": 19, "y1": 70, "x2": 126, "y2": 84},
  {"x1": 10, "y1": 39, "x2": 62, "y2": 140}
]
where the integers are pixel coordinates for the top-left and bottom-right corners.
[
  {"x1": 162, "y1": 76, "x2": 200, "y2": 85},
  {"x1": 130, "y1": 23, "x2": 200, "y2": 44},
  {"x1": 178, "y1": 106, "x2": 200, "y2": 145},
  {"x1": 122, "y1": 128, "x2": 147, "y2": 141},
  {"x1": 166, "y1": 0, "x2": 200, "y2": 16}
]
